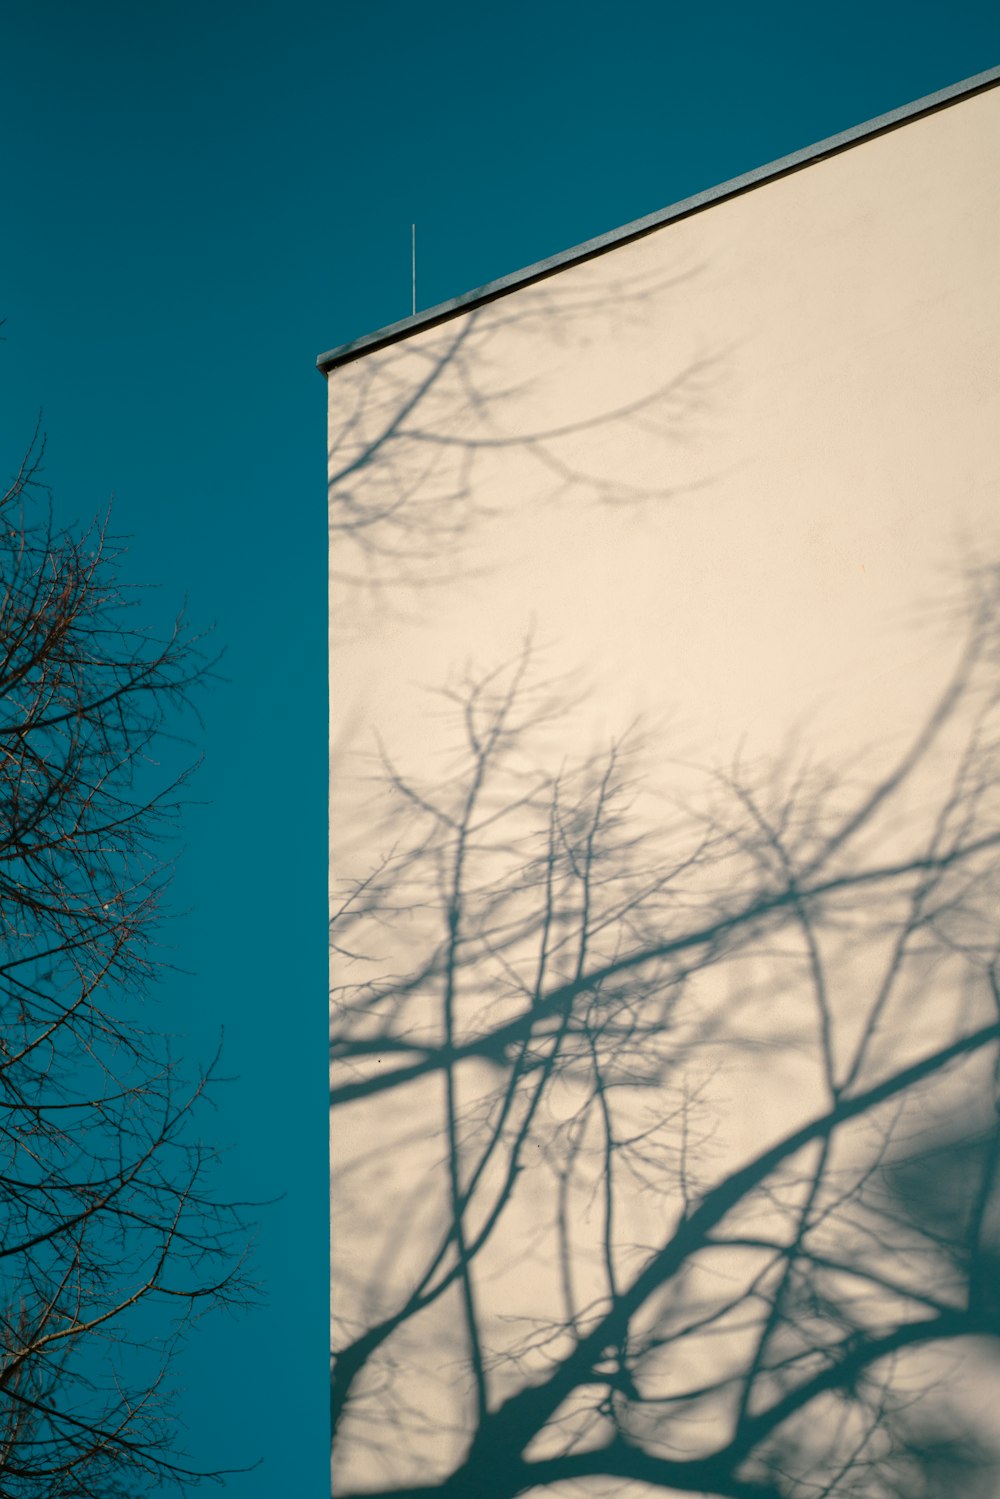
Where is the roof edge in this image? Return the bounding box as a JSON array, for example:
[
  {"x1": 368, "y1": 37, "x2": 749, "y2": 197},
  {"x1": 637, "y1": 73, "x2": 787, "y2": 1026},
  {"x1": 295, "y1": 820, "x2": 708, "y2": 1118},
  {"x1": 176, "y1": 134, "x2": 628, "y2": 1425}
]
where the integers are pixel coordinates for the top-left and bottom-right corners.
[{"x1": 317, "y1": 62, "x2": 1000, "y2": 375}]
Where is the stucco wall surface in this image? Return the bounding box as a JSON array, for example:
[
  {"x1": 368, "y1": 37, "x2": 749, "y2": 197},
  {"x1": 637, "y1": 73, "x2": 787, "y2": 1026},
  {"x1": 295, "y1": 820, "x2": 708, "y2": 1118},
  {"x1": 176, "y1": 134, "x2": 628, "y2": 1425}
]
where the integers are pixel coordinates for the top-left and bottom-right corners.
[{"x1": 329, "y1": 82, "x2": 1000, "y2": 1499}]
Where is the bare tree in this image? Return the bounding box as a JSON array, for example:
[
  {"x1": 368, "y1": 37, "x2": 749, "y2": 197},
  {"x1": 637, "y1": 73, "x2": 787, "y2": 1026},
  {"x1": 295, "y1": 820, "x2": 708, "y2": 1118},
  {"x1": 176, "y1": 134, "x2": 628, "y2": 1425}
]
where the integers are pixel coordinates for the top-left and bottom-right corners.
[
  {"x1": 0, "y1": 428, "x2": 252, "y2": 1495},
  {"x1": 330, "y1": 571, "x2": 1000, "y2": 1499}
]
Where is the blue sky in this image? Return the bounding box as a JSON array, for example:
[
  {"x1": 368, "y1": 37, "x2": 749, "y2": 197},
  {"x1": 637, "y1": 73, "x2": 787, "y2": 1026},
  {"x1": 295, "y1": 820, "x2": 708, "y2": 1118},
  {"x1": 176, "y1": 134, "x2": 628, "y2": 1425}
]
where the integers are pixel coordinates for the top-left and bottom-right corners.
[{"x1": 2, "y1": 3, "x2": 1000, "y2": 1493}]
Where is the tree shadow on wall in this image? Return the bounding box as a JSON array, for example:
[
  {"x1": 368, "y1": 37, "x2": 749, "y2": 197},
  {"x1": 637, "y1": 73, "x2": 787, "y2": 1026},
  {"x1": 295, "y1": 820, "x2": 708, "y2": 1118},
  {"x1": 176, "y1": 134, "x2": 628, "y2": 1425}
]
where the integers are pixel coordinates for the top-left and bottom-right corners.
[
  {"x1": 330, "y1": 566, "x2": 1000, "y2": 1499},
  {"x1": 327, "y1": 259, "x2": 723, "y2": 612}
]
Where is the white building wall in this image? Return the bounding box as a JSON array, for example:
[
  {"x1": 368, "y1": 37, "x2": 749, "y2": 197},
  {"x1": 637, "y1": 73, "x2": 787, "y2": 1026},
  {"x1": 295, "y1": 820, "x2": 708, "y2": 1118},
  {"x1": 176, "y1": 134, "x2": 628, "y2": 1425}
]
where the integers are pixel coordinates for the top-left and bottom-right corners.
[{"x1": 329, "y1": 79, "x2": 1000, "y2": 1499}]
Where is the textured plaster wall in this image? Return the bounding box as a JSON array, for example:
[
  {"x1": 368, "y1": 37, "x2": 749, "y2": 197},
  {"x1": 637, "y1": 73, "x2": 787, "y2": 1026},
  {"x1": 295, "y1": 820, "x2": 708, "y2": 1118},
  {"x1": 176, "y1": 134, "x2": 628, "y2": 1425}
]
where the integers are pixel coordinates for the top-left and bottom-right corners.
[
  {"x1": 330, "y1": 85, "x2": 1000, "y2": 789},
  {"x1": 328, "y1": 83, "x2": 1000, "y2": 1493}
]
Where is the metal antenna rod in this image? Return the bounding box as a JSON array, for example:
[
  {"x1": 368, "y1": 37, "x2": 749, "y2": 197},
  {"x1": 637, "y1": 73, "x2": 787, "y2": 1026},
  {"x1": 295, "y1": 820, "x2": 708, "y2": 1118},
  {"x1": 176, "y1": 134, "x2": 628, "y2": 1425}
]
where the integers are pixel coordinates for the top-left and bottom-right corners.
[{"x1": 411, "y1": 224, "x2": 416, "y2": 316}]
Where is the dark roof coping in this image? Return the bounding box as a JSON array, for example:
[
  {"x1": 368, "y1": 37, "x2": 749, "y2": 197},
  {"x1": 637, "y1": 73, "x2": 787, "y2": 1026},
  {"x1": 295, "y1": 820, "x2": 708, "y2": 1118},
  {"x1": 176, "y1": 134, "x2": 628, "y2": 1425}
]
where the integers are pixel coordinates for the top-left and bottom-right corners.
[{"x1": 317, "y1": 63, "x2": 1000, "y2": 376}]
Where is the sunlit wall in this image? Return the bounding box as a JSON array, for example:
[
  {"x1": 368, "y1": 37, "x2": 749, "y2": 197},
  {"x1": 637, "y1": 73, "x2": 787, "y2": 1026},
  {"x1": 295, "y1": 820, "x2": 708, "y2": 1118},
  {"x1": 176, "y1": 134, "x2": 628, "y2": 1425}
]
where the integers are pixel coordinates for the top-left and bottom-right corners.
[{"x1": 328, "y1": 77, "x2": 1000, "y2": 1499}]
